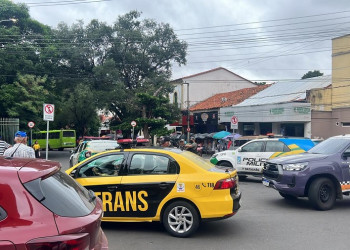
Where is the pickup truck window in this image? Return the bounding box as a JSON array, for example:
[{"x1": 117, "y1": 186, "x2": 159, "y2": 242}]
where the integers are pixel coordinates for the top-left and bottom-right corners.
[{"x1": 309, "y1": 138, "x2": 350, "y2": 154}]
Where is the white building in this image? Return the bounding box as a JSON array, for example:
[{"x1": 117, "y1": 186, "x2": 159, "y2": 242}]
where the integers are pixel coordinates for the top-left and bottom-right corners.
[{"x1": 169, "y1": 67, "x2": 256, "y2": 110}]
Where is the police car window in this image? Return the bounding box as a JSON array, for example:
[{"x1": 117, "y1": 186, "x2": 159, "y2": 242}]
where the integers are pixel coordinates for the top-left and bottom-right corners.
[
  {"x1": 129, "y1": 154, "x2": 171, "y2": 175},
  {"x1": 77, "y1": 154, "x2": 124, "y2": 177},
  {"x1": 265, "y1": 141, "x2": 290, "y2": 152},
  {"x1": 241, "y1": 141, "x2": 264, "y2": 152}
]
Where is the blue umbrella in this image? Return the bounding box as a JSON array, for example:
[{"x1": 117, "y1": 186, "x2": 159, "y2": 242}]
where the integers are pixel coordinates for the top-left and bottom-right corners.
[{"x1": 213, "y1": 131, "x2": 231, "y2": 139}]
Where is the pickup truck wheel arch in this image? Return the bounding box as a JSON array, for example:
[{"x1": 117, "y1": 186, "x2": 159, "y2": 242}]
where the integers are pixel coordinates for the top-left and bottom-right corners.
[
  {"x1": 308, "y1": 177, "x2": 336, "y2": 210},
  {"x1": 305, "y1": 174, "x2": 342, "y2": 199}
]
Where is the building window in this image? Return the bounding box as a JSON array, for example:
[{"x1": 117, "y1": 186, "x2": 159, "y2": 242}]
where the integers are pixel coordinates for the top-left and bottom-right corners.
[{"x1": 342, "y1": 122, "x2": 350, "y2": 127}]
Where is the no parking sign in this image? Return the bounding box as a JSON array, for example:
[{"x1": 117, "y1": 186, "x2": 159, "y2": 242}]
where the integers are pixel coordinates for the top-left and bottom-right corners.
[{"x1": 43, "y1": 104, "x2": 55, "y2": 121}]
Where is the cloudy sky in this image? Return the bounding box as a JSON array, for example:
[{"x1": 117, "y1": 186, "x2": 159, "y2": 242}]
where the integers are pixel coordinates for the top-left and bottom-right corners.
[{"x1": 12, "y1": 0, "x2": 350, "y2": 82}]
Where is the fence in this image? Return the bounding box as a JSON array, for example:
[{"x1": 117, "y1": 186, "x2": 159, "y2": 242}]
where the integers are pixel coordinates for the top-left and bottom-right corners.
[{"x1": 0, "y1": 118, "x2": 19, "y2": 144}]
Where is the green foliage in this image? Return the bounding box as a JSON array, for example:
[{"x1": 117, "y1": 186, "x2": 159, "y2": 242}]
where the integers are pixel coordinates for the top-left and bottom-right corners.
[
  {"x1": 0, "y1": 74, "x2": 50, "y2": 128},
  {"x1": 301, "y1": 70, "x2": 324, "y2": 79},
  {"x1": 57, "y1": 83, "x2": 100, "y2": 138},
  {"x1": 0, "y1": 4, "x2": 186, "y2": 136}
]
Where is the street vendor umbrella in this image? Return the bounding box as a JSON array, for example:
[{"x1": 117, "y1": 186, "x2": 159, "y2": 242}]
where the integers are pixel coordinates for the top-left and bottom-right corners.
[
  {"x1": 213, "y1": 131, "x2": 231, "y2": 139},
  {"x1": 223, "y1": 133, "x2": 242, "y2": 140}
]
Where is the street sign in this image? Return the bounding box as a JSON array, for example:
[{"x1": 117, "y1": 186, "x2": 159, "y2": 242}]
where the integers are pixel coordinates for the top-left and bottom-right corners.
[
  {"x1": 231, "y1": 116, "x2": 238, "y2": 125},
  {"x1": 187, "y1": 127, "x2": 191, "y2": 132},
  {"x1": 28, "y1": 121, "x2": 35, "y2": 128},
  {"x1": 131, "y1": 121, "x2": 137, "y2": 127},
  {"x1": 231, "y1": 116, "x2": 238, "y2": 130},
  {"x1": 43, "y1": 104, "x2": 55, "y2": 121}
]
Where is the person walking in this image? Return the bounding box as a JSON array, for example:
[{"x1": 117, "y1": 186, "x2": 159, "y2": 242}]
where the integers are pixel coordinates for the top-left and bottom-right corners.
[
  {"x1": 32, "y1": 140, "x2": 41, "y2": 158},
  {"x1": 0, "y1": 136, "x2": 11, "y2": 155},
  {"x1": 4, "y1": 131, "x2": 35, "y2": 158}
]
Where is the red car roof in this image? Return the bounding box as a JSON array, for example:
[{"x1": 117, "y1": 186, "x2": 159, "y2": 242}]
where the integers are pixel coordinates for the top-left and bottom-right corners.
[{"x1": 0, "y1": 156, "x2": 60, "y2": 183}]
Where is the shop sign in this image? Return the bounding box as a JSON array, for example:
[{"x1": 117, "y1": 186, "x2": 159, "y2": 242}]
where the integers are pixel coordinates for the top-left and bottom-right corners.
[
  {"x1": 270, "y1": 108, "x2": 284, "y2": 115},
  {"x1": 294, "y1": 107, "x2": 310, "y2": 114},
  {"x1": 224, "y1": 111, "x2": 235, "y2": 116}
]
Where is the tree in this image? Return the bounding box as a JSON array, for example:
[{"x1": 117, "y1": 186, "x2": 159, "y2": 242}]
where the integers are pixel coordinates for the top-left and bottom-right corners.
[
  {"x1": 58, "y1": 83, "x2": 100, "y2": 138},
  {"x1": 301, "y1": 70, "x2": 324, "y2": 79},
  {"x1": 104, "y1": 11, "x2": 187, "y2": 137},
  {"x1": 0, "y1": 74, "x2": 50, "y2": 128}
]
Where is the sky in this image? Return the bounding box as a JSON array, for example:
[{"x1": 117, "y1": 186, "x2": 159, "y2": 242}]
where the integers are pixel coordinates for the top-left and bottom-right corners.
[{"x1": 11, "y1": 0, "x2": 350, "y2": 82}]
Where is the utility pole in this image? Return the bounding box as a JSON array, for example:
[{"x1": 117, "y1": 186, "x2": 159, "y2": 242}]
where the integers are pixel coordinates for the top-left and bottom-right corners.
[{"x1": 183, "y1": 82, "x2": 190, "y2": 143}]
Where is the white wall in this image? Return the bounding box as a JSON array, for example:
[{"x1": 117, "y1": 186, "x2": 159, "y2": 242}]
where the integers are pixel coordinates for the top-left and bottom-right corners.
[{"x1": 170, "y1": 68, "x2": 255, "y2": 110}]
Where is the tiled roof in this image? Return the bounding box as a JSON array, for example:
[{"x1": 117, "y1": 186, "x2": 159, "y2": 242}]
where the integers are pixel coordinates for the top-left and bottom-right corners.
[{"x1": 190, "y1": 85, "x2": 270, "y2": 111}]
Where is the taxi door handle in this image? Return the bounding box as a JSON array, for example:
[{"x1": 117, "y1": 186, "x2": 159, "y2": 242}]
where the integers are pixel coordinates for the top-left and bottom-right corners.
[
  {"x1": 159, "y1": 182, "x2": 169, "y2": 189},
  {"x1": 107, "y1": 186, "x2": 118, "y2": 191}
]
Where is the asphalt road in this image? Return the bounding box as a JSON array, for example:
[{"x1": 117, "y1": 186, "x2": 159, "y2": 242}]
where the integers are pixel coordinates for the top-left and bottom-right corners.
[{"x1": 49, "y1": 150, "x2": 350, "y2": 250}]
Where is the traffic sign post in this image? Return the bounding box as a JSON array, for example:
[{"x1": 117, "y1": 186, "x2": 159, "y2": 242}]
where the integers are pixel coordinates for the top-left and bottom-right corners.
[
  {"x1": 231, "y1": 116, "x2": 238, "y2": 130},
  {"x1": 28, "y1": 121, "x2": 35, "y2": 146},
  {"x1": 131, "y1": 121, "x2": 137, "y2": 140},
  {"x1": 43, "y1": 104, "x2": 55, "y2": 160}
]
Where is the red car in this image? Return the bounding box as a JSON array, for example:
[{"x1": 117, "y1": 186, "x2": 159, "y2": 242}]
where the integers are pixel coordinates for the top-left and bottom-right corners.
[{"x1": 0, "y1": 156, "x2": 108, "y2": 250}]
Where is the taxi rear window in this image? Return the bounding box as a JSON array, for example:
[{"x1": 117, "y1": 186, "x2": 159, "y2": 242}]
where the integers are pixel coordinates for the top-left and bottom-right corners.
[{"x1": 180, "y1": 151, "x2": 214, "y2": 170}]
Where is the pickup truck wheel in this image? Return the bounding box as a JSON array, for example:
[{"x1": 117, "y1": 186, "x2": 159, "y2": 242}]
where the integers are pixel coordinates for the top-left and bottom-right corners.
[
  {"x1": 162, "y1": 201, "x2": 199, "y2": 238},
  {"x1": 279, "y1": 192, "x2": 297, "y2": 200},
  {"x1": 308, "y1": 178, "x2": 336, "y2": 210},
  {"x1": 217, "y1": 161, "x2": 233, "y2": 168}
]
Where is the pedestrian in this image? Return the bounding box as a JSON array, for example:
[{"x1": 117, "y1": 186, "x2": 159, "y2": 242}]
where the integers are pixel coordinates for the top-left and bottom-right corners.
[
  {"x1": 179, "y1": 139, "x2": 186, "y2": 150},
  {"x1": 3, "y1": 131, "x2": 35, "y2": 158},
  {"x1": 185, "y1": 136, "x2": 198, "y2": 154},
  {"x1": 0, "y1": 136, "x2": 11, "y2": 156},
  {"x1": 160, "y1": 136, "x2": 171, "y2": 147},
  {"x1": 32, "y1": 140, "x2": 41, "y2": 158}
]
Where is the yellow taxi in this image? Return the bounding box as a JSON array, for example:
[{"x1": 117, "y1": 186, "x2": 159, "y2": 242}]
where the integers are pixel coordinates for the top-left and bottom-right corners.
[{"x1": 66, "y1": 147, "x2": 241, "y2": 237}]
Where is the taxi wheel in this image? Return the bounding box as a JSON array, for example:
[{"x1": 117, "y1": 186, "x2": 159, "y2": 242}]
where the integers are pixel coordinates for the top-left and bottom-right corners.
[{"x1": 162, "y1": 201, "x2": 199, "y2": 238}]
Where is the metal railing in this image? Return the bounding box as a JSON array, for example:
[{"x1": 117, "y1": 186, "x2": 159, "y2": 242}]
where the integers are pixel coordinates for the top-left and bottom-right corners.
[{"x1": 0, "y1": 118, "x2": 19, "y2": 144}]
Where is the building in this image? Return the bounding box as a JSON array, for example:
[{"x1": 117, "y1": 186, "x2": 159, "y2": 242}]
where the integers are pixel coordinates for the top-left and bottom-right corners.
[
  {"x1": 189, "y1": 85, "x2": 270, "y2": 133},
  {"x1": 169, "y1": 67, "x2": 256, "y2": 110},
  {"x1": 169, "y1": 67, "x2": 256, "y2": 133},
  {"x1": 310, "y1": 34, "x2": 350, "y2": 138},
  {"x1": 220, "y1": 76, "x2": 332, "y2": 137}
]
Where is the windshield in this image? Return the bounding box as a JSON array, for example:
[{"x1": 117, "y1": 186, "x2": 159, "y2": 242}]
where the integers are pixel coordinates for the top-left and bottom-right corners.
[{"x1": 308, "y1": 138, "x2": 350, "y2": 154}]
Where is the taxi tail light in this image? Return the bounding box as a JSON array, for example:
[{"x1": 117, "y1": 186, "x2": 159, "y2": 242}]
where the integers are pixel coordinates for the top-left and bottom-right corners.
[
  {"x1": 85, "y1": 151, "x2": 92, "y2": 158},
  {"x1": 26, "y1": 233, "x2": 90, "y2": 250},
  {"x1": 214, "y1": 178, "x2": 236, "y2": 189}
]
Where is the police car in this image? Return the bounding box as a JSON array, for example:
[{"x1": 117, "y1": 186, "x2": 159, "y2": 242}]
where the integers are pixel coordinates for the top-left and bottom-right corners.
[
  {"x1": 66, "y1": 148, "x2": 241, "y2": 237},
  {"x1": 210, "y1": 138, "x2": 315, "y2": 179}
]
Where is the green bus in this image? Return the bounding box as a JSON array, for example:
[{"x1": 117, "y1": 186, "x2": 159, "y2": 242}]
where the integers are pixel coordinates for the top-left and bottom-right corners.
[{"x1": 32, "y1": 130, "x2": 76, "y2": 150}]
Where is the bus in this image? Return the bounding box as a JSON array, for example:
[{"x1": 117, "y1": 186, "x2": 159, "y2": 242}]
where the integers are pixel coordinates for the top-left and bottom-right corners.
[{"x1": 32, "y1": 130, "x2": 76, "y2": 150}]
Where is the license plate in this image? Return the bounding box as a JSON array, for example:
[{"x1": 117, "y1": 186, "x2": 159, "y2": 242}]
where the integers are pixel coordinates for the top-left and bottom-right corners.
[{"x1": 262, "y1": 178, "x2": 270, "y2": 187}]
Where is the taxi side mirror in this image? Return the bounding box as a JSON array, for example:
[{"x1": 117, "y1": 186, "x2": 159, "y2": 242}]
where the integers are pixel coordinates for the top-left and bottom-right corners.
[{"x1": 237, "y1": 148, "x2": 242, "y2": 152}]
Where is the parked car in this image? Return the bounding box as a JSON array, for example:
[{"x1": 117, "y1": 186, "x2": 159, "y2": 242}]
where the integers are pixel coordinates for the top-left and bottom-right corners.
[
  {"x1": 0, "y1": 156, "x2": 108, "y2": 249},
  {"x1": 262, "y1": 134, "x2": 350, "y2": 210},
  {"x1": 210, "y1": 138, "x2": 315, "y2": 179},
  {"x1": 66, "y1": 148, "x2": 241, "y2": 237},
  {"x1": 70, "y1": 139, "x2": 120, "y2": 167}
]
